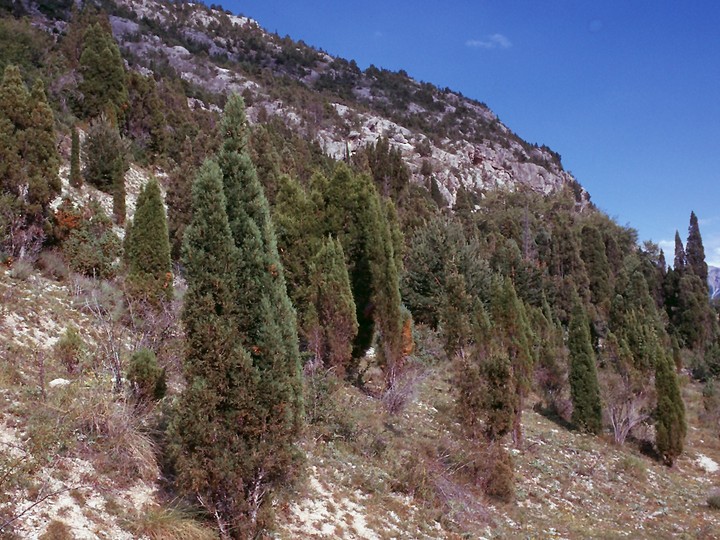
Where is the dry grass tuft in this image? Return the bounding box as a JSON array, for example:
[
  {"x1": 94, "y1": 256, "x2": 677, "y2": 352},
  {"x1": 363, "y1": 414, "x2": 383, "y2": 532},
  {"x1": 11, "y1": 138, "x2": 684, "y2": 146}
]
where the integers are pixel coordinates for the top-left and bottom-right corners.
[{"x1": 123, "y1": 505, "x2": 217, "y2": 540}]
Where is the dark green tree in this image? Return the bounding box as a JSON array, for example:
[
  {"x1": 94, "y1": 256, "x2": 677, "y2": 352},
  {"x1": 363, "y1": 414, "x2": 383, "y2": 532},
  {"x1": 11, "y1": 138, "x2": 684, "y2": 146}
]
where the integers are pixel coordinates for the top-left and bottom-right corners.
[
  {"x1": 489, "y1": 276, "x2": 535, "y2": 445},
  {"x1": 124, "y1": 71, "x2": 166, "y2": 157},
  {"x1": 0, "y1": 65, "x2": 59, "y2": 254},
  {"x1": 686, "y1": 211, "x2": 708, "y2": 285},
  {"x1": 70, "y1": 126, "x2": 81, "y2": 187},
  {"x1": 359, "y1": 136, "x2": 410, "y2": 200},
  {"x1": 440, "y1": 269, "x2": 475, "y2": 359},
  {"x1": 216, "y1": 94, "x2": 304, "y2": 507},
  {"x1": 127, "y1": 348, "x2": 166, "y2": 402},
  {"x1": 580, "y1": 224, "x2": 612, "y2": 309},
  {"x1": 321, "y1": 163, "x2": 375, "y2": 358},
  {"x1": 83, "y1": 115, "x2": 128, "y2": 223},
  {"x1": 673, "y1": 231, "x2": 686, "y2": 273},
  {"x1": 273, "y1": 173, "x2": 323, "y2": 329},
  {"x1": 480, "y1": 350, "x2": 516, "y2": 442},
  {"x1": 25, "y1": 79, "x2": 60, "y2": 212},
  {"x1": 655, "y1": 350, "x2": 686, "y2": 466},
  {"x1": 171, "y1": 159, "x2": 261, "y2": 536},
  {"x1": 306, "y1": 236, "x2": 358, "y2": 378},
  {"x1": 568, "y1": 297, "x2": 603, "y2": 434},
  {"x1": 78, "y1": 22, "x2": 127, "y2": 118},
  {"x1": 365, "y1": 183, "x2": 405, "y2": 386},
  {"x1": 124, "y1": 177, "x2": 172, "y2": 304}
]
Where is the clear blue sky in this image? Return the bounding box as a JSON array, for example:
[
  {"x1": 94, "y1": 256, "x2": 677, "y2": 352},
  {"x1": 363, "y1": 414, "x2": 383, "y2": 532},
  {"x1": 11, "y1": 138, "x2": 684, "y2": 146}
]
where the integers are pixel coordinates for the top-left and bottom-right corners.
[{"x1": 220, "y1": 1, "x2": 720, "y2": 266}]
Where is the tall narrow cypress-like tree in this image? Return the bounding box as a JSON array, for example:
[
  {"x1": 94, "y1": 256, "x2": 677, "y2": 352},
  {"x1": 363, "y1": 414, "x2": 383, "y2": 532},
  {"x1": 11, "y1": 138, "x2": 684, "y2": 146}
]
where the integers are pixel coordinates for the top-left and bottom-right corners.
[
  {"x1": 0, "y1": 65, "x2": 59, "y2": 255},
  {"x1": 171, "y1": 159, "x2": 260, "y2": 537},
  {"x1": 124, "y1": 177, "x2": 172, "y2": 304},
  {"x1": 580, "y1": 224, "x2": 612, "y2": 308},
  {"x1": 78, "y1": 22, "x2": 127, "y2": 118},
  {"x1": 655, "y1": 349, "x2": 686, "y2": 466},
  {"x1": 25, "y1": 79, "x2": 60, "y2": 213},
  {"x1": 489, "y1": 276, "x2": 535, "y2": 446},
  {"x1": 365, "y1": 182, "x2": 405, "y2": 385},
  {"x1": 686, "y1": 211, "x2": 708, "y2": 284},
  {"x1": 673, "y1": 231, "x2": 686, "y2": 273},
  {"x1": 306, "y1": 236, "x2": 358, "y2": 378},
  {"x1": 216, "y1": 93, "x2": 304, "y2": 499},
  {"x1": 70, "y1": 126, "x2": 82, "y2": 188},
  {"x1": 568, "y1": 297, "x2": 603, "y2": 434}
]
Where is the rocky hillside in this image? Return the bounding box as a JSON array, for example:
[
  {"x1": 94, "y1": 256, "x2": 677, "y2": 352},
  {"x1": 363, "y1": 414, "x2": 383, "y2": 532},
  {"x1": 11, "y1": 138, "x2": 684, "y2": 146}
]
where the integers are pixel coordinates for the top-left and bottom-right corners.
[
  {"x1": 30, "y1": 0, "x2": 587, "y2": 208},
  {"x1": 710, "y1": 266, "x2": 720, "y2": 300}
]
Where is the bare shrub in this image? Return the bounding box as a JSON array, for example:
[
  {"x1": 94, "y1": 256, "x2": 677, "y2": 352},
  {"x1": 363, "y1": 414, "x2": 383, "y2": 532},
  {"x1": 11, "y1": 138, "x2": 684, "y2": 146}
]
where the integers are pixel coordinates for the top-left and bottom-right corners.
[
  {"x1": 35, "y1": 251, "x2": 69, "y2": 282},
  {"x1": 600, "y1": 367, "x2": 654, "y2": 445},
  {"x1": 708, "y1": 488, "x2": 720, "y2": 510},
  {"x1": 9, "y1": 258, "x2": 33, "y2": 281},
  {"x1": 382, "y1": 361, "x2": 428, "y2": 414}
]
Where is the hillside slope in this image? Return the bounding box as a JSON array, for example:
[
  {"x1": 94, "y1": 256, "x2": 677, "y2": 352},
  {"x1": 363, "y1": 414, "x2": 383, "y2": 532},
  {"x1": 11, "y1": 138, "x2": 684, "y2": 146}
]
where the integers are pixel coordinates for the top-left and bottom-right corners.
[{"x1": 28, "y1": 0, "x2": 588, "y2": 208}]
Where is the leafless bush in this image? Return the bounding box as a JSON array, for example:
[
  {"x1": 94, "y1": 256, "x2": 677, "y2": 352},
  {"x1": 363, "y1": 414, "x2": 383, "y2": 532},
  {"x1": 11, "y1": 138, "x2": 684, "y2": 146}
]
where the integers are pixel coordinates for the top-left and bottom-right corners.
[
  {"x1": 600, "y1": 368, "x2": 654, "y2": 445},
  {"x1": 382, "y1": 362, "x2": 428, "y2": 414}
]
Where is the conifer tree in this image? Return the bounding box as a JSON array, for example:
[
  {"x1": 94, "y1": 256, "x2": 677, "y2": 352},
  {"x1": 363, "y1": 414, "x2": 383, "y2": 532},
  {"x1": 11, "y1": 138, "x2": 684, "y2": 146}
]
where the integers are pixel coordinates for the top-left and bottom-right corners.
[
  {"x1": 216, "y1": 93, "x2": 303, "y2": 482},
  {"x1": 440, "y1": 269, "x2": 475, "y2": 359},
  {"x1": 568, "y1": 296, "x2": 603, "y2": 434},
  {"x1": 322, "y1": 163, "x2": 376, "y2": 357},
  {"x1": 70, "y1": 126, "x2": 81, "y2": 187},
  {"x1": 124, "y1": 177, "x2": 172, "y2": 304},
  {"x1": 79, "y1": 22, "x2": 127, "y2": 118},
  {"x1": 480, "y1": 350, "x2": 516, "y2": 442},
  {"x1": 321, "y1": 163, "x2": 406, "y2": 383},
  {"x1": 171, "y1": 159, "x2": 261, "y2": 537},
  {"x1": 686, "y1": 210, "x2": 708, "y2": 284},
  {"x1": 25, "y1": 79, "x2": 60, "y2": 212},
  {"x1": 0, "y1": 65, "x2": 59, "y2": 254},
  {"x1": 580, "y1": 224, "x2": 612, "y2": 308},
  {"x1": 365, "y1": 183, "x2": 405, "y2": 385},
  {"x1": 273, "y1": 174, "x2": 323, "y2": 326},
  {"x1": 84, "y1": 115, "x2": 128, "y2": 223},
  {"x1": 655, "y1": 350, "x2": 686, "y2": 466},
  {"x1": 489, "y1": 276, "x2": 535, "y2": 445},
  {"x1": 673, "y1": 231, "x2": 686, "y2": 273},
  {"x1": 306, "y1": 236, "x2": 358, "y2": 378}
]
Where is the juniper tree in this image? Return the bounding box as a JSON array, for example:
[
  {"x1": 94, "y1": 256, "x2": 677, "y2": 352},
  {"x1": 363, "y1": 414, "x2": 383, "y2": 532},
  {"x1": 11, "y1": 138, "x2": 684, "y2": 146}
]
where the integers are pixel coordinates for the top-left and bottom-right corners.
[
  {"x1": 124, "y1": 177, "x2": 172, "y2": 304},
  {"x1": 686, "y1": 211, "x2": 708, "y2": 285},
  {"x1": 216, "y1": 94, "x2": 304, "y2": 510},
  {"x1": 70, "y1": 126, "x2": 81, "y2": 187},
  {"x1": 79, "y1": 22, "x2": 127, "y2": 118},
  {"x1": 273, "y1": 173, "x2": 323, "y2": 330},
  {"x1": 673, "y1": 231, "x2": 686, "y2": 273},
  {"x1": 440, "y1": 269, "x2": 475, "y2": 360},
  {"x1": 0, "y1": 65, "x2": 59, "y2": 254},
  {"x1": 83, "y1": 115, "x2": 128, "y2": 223},
  {"x1": 655, "y1": 349, "x2": 686, "y2": 466},
  {"x1": 580, "y1": 224, "x2": 612, "y2": 309},
  {"x1": 364, "y1": 182, "x2": 405, "y2": 386},
  {"x1": 489, "y1": 276, "x2": 535, "y2": 445},
  {"x1": 320, "y1": 163, "x2": 405, "y2": 384},
  {"x1": 306, "y1": 236, "x2": 358, "y2": 378},
  {"x1": 171, "y1": 159, "x2": 261, "y2": 537},
  {"x1": 568, "y1": 295, "x2": 602, "y2": 434},
  {"x1": 322, "y1": 163, "x2": 376, "y2": 358},
  {"x1": 480, "y1": 350, "x2": 516, "y2": 442}
]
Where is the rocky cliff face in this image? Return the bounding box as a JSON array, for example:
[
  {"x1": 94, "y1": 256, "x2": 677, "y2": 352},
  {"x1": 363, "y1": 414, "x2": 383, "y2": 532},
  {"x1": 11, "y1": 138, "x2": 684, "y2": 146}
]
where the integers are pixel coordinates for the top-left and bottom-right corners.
[
  {"x1": 709, "y1": 266, "x2": 720, "y2": 300},
  {"x1": 41, "y1": 0, "x2": 589, "y2": 207}
]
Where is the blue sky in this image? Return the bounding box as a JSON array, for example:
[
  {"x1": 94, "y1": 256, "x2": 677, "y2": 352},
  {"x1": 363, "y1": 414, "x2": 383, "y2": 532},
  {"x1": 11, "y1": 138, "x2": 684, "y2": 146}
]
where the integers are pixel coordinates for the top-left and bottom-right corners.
[{"x1": 221, "y1": 1, "x2": 720, "y2": 266}]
